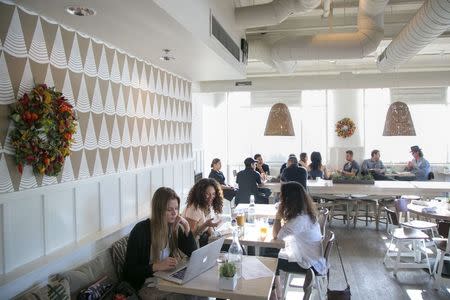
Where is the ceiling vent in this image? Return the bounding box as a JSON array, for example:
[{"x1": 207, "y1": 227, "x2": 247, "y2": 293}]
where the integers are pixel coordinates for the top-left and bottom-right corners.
[
  {"x1": 390, "y1": 87, "x2": 447, "y2": 105},
  {"x1": 211, "y1": 14, "x2": 240, "y2": 62}
]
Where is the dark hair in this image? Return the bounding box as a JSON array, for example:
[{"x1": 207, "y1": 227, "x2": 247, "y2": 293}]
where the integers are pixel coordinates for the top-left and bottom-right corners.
[
  {"x1": 417, "y1": 150, "x2": 424, "y2": 157},
  {"x1": 254, "y1": 154, "x2": 262, "y2": 160},
  {"x1": 278, "y1": 182, "x2": 317, "y2": 222},
  {"x1": 371, "y1": 150, "x2": 379, "y2": 158},
  {"x1": 288, "y1": 156, "x2": 298, "y2": 165},
  {"x1": 309, "y1": 151, "x2": 322, "y2": 171},
  {"x1": 186, "y1": 178, "x2": 223, "y2": 214},
  {"x1": 300, "y1": 153, "x2": 307, "y2": 162},
  {"x1": 211, "y1": 158, "x2": 220, "y2": 168},
  {"x1": 346, "y1": 150, "x2": 353, "y2": 156}
]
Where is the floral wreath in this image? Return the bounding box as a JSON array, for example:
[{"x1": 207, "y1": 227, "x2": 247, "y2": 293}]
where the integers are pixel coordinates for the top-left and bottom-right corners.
[
  {"x1": 335, "y1": 117, "x2": 356, "y2": 138},
  {"x1": 9, "y1": 84, "x2": 77, "y2": 176}
]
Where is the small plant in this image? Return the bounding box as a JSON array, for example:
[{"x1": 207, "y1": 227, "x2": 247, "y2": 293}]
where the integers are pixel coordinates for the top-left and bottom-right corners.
[{"x1": 219, "y1": 262, "x2": 236, "y2": 278}]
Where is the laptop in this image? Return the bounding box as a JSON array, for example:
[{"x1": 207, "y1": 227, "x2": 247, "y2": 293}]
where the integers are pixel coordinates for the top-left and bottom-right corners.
[{"x1": 154, "y1": 236, "x2": 225, "y2": 284}]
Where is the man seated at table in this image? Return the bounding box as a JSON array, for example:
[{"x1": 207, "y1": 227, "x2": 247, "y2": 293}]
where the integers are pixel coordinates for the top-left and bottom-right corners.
[
  {"x1": 236, "y1": 157, "x2": 269, "y2": 204},
  {"x1": 405, "y1": 145, "x2": 431, "y2": 181},
  {"x1": 281, "y1": 156, "x2": 307, "y2": 189},
  {"x1": 279, "y1": 154, "x2": 296, "y2": 175},
  {"x1": 361, "y1": 149, "x2": 389, "y2": 180},
  {"x1": 340, "y1": 150, "x2": 360, "y2": 177},
  {"x1": 254, "y1": 153, "x2": 270, "y2": 179}
]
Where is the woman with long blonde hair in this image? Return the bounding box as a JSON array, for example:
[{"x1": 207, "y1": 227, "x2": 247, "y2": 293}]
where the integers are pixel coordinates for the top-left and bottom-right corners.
[{"x1": 123, "y1": 187, "x2": 197, "y2": 298}]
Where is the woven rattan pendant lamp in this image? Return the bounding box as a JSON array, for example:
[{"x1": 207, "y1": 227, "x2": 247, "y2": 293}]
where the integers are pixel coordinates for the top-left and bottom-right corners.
[
  {"x1": 264, "y1": 103, "x2": 295, "y2": 136},
  {"x1": 383, "y1": 101, "x2": 416, "y2": 136}
]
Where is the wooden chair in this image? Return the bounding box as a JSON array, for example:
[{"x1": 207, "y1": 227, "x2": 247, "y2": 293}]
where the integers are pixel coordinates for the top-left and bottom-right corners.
[
  {"x1": 318, "y1": 208, "x2": 329, "y2": 238},
  {"x1": 383, "y1": 207, "x2": 432, "y2": 276},
  {"x1": 282, "y1": 268, "x2": 315, "y2": 300},
  {"x1": 433, "y1": 221, "x2": 450, "y2": 290}
]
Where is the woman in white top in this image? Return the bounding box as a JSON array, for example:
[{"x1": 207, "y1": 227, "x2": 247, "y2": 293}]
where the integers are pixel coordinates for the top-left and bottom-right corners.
[
  {"x1": 271, "y1": 181, "x2": 327, "y2": 300},
  {"x1": 183, "y1": 178, "x2": 224, "y2": 246}
]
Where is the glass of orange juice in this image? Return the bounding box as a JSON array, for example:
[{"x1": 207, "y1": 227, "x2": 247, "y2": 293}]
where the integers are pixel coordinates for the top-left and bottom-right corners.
[
  {"x1": 236, "y1": 212, "x2": 246, "y2": 227},
  {"x1": 259, "y1": 218, "x2": 269, "y2": 240}
]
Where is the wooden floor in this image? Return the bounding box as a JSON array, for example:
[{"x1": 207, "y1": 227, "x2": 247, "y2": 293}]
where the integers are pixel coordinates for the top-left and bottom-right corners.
[{"x1": 326, "y1": 220, "x2": 450, "y2": 300}]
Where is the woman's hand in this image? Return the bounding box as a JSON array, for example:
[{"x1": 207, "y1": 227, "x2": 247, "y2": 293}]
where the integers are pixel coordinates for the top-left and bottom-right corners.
[
  {"x1": 153, "y1": 257, "x2": 178, "y2": 272},
  {"x1": 204, "y1": 217, "x2": 220, "y2": 228},
  {"x1": 174, "y1": 215, "x2": 190, "y2": 235}
]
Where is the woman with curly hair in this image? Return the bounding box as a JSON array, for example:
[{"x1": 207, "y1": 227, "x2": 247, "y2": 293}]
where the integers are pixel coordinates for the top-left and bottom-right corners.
[
  {"x1": 271, "y1": 181, "x2": 326, "y2": 300},
  {"x1": 182, "y1": 178, "x2": 224, "y2": 246}
]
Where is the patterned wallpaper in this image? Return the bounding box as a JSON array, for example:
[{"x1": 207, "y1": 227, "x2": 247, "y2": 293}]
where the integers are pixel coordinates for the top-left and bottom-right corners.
[{"x1": 0, "y1": 2, "x2": 192, "y2": 193}]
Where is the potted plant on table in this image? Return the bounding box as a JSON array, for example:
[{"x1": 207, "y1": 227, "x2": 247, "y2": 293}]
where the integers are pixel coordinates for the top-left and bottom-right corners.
[{"x1": 219, "y1": 262, "x2": 238, "y2": 290}]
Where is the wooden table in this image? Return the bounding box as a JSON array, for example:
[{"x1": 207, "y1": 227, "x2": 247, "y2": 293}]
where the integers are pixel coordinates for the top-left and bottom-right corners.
[
  {"x1": 157, "y1": 256, "x2": 277, "y2": 300},
  {"x1": 262, "y1": 180, "x2": 450, "y2": 197}
]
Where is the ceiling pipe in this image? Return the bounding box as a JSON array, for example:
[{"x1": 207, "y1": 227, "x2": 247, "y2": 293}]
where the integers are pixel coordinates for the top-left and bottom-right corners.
[
  {"x1": 235, "y1": 0, "x2": 321, "y2": 28},
  {"x1": 248, "y1": 0, "x2": 388, "y2": 73},
  {"x1": 377, "y1": 0, "x2": 450, "y2": 72}
]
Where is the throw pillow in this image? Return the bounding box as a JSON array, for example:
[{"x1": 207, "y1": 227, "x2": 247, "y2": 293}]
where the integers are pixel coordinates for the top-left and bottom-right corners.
[
  {"x1": 111, "y1": 236, "x2": 129, "y2": 279},
  {"x1": 17, "y1": 278, "x2": 70, "y2": 300},
  {"x1": 77, "y1": 276, "x2": 114, "y2": 300}
]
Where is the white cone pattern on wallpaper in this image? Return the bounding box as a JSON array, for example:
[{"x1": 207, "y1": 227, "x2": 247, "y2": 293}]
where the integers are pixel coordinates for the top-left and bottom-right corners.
[
  {"x1": 126, "y1": 88, "x2": 135, "y2": 117},
  {"x1": 61, "y1": 155, "x2": 75, "y2": 182},
  {"x1": 42, "y1": 174, "x2": 58, "y2": 186},
  {"x1": 98, "y1": 114, "x2": 110, "y2": 149},
  {"x1": 117, "y1": 148, "x2": 126, "y2": 173},
  {"x1": 78, "y1": 150, "x2": 90, "y2": 179},
  {"x1": 3, "y1": 8, "x2": 27, "y2": 57},
  {"x1": 131, "y1": 118, "x2": 140, "y2": 147},
  {"x1": 50, "y1": 27, "x2": 67, "y2": 68},
  {"x1": 121, "y1": 118, "x2": 131, "y2": 147},
  {"x1": 115, "y1": 85, "x2": 126, "y2": 116},
  {"x1": 84, "y1": 113, "x2": 98, "y2": 150},
  {"x1": 19, "y1": 165, "x2": 38, "y2": 190},
  {"x1": 135, "y1": 91, "x2": 144, "y2": 118},
  {"x1": 93, "y1": 150, "x2": 104, "y2": 177},
  {"x1": 98, "y1": 46, "x2": 110, "y2": 80},
  {"x1": 0, "y1": 154, "x2": 14, "y2": 193},
  {"x1": 71, "y1": 125, "x2": 83, "y2": 151},
  {"x1": 84, "y1": 39, "x2": 97, "y2": 77},
  {"x1": 104, "y1": 82, "x2": 115, "y2": 115},
  {"x1": 0, "y1": 52, "x2": 15, "y2": 104},
  {"x1": 62, "y1": 70, "x2": 75, "y2": 107},
  {"x1": 110, "y1": 116, "x2": 121, "y2": 148},
  {"x1": 105, "y1": 149, "x2": 115, "y2": 174},
  {"x1": 77, "y1": 75, "x2": 90, "y2": 112},
  {"x1": 0, "y1": 2, "x2": 192, "y2": 191},
  {"x1": 68, "y1": 33, "x2": 83, "y2": 73},
  {"x1": 44, "y1": 64, "x2": 55, "y2": 87},
  {"x1": 140, "y1": 64, "x2": 148, "y2": 91},
  {"x1": 91, "y1": 79, "x2": 104, "y2": 114},
  {"x1": 131, "y1": 59, "x2": 139, "y2": 88},
  {"x1": 29, "y1": 18, "x2": 49, "y2": 63},
  {"x1": 17, "y1": 59, "x2": 34, "y2": 99},
  {"x1": 121, "y1": 57, "x2": 130, "y2": 86},
  {"x1": 110, "y1": 50, "x2": 121, "y2": 83}
]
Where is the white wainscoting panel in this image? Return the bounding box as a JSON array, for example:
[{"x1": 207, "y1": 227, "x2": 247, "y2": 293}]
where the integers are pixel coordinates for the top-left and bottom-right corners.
[
  {"x1": 173, "y1": 165, "x2": 183, "y2": 201},
  {"x1": 44, "y1": 190, "x2": 75, "y2": 254},
  {"x1": 100, "y1": 176, "x2": 121, "y2": 230},
  {"x1": 137, "y1": 170, "x2": 151, "y2": 218},
  {"x1": 120, "y1": 173, "x2": 137, "y2": 223},
  {"x1": 3, "y1": 195, "x2": 44, "y2": 273},
  {"x1": 163, "y1": 165, "x2": 174, "y2": 189},
  {"x1": 76, "y1": 182, "x2": 100, "y2": 241}
]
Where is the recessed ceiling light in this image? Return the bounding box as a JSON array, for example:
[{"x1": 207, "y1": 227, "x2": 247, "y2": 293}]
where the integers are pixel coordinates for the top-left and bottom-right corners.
[
  {"x1": 65, "y1": 6, "x2": 96, "y2": 16},
  {"x1": 160, "y1": 49, "x2": 175, "y2": 61}
]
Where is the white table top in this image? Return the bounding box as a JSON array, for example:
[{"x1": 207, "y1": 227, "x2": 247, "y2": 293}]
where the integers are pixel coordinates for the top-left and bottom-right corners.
[{"x1": 157, "y1": 256, "x2": 277, "y2": 300}]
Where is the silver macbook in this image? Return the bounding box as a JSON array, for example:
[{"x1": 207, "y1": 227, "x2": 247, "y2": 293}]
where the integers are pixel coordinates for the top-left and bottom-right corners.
[{"x1": 154, "y1": 237, "x2": 225, "y2": 285}]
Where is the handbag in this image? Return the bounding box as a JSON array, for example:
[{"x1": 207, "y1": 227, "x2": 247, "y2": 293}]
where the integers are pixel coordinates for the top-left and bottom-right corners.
[{"x1": 327, "y1": 239, "x2": 351, "y2": 300}]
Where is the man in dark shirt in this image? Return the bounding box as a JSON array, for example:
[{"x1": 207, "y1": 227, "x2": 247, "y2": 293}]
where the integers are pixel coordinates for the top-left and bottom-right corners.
[
  {"x1": 281, "y1": 156, "x2": 307, "y2": 189},
  {"x1": 254, "y1": 154, "x2": 270, "y2": 176},
  {"x1": 340, "y1": 150, "x2": 360, "y2": 176},
  {"x1": 279, "y1": 153, "x2": 297, "y2": 176},
  {"x1": 236, "y1": 157, "x2": 269, "y2": 204}
]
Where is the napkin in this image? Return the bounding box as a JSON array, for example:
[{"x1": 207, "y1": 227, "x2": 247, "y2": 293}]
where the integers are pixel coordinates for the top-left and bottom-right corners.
[{"x1": 422, "y1": 206, "x2": 437, "y2": 213}]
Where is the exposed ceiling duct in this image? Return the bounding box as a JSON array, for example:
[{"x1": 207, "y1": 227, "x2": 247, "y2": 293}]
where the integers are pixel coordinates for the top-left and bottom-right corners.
[
  {"x1": 377, "y1": 0, "x2": 450, "y2": 72},
  {"x1": 247, "y1": 0, "x2": 389, "y2": 73},
  {"x1": 235, "y1": 0, "x2": 321, "y2": 28}
]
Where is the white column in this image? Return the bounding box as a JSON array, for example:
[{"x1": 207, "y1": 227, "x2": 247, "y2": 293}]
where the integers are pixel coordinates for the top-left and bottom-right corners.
[{"x1": 327, "y1": 89, "x2": 364, "y2": 170}]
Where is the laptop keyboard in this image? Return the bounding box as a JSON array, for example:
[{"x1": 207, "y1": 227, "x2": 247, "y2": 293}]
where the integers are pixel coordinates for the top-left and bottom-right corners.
[{"x1": 170, "y1": 267, "x2": 187, "y2": 280}]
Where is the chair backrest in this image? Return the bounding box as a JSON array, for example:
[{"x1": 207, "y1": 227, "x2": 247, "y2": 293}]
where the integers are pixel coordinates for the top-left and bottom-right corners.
[
  {"x1": 394, "y1": 198, "x2": 409, "y2": 213},
  {"x1": 303, "y1": 268, "x2": 316, "y2": 300},
  {"x1": 318, "y1": 208, "x2": 329, "y2": 237},
  {"x1": 428, "y1": 172, "x2": 435, "y2": 180},
  {"x1": 384, "y1": 206, "x2": 400, "y2": 233},
  {"x1": 437, "y1": 221, "x2": 450, "y2": 238},
  {"x1": 323, "y1": 231, "x2": 335, "y2": 264}
]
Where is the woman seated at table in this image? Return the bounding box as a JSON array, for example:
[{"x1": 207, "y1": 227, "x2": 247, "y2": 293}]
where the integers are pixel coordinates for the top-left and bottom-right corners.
[
  {"x1": 183, "y1": 178, "x2": 223, "y2": 246},
  {"x1": 308, "y1": 151, "x2": 330, "y2": 179},
  {"x1": 123, "y1": 187, "x2": 198, "y2": 299},
  {"x1": 208, "y1": 158, "x2": 237, "y2": 201},
  {"x1": 271, "y1": 182, "x2": 327, "y2": 300}
]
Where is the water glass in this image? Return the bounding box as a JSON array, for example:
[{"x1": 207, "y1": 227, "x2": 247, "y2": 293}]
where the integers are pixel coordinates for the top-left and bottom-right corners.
[{"x1": 217, "y1": 251, "x2": 228, "y2": 275}]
